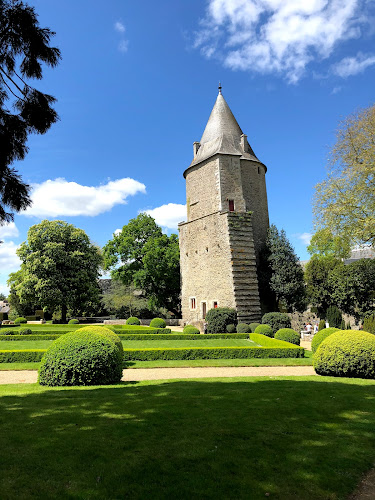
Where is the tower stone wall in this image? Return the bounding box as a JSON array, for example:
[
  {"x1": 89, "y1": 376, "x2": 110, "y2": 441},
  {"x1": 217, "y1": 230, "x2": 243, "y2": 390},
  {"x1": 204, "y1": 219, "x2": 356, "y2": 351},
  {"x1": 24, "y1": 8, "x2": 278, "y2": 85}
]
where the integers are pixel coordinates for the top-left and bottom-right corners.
[{"x1": 179, "y1": 90, "x2": 269, "y2": 327}]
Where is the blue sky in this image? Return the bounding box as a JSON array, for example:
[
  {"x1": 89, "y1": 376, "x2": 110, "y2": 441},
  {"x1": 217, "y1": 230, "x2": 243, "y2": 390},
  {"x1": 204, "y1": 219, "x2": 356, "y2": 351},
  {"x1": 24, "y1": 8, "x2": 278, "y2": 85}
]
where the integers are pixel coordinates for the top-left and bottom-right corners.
[{"x1": 1, "y1": 0, "x2": 375, "y2": 294}]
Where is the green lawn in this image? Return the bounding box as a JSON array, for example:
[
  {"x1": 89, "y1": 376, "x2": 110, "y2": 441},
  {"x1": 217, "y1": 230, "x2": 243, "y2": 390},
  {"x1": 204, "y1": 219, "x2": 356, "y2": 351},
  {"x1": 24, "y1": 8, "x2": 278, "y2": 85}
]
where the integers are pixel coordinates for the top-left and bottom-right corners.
[
  {"x1": 0, "y1": 377, "x2": 374, "y2": 499},
  {"x1": 0, "y1": 339, "x2": 259, "y2": 350}
]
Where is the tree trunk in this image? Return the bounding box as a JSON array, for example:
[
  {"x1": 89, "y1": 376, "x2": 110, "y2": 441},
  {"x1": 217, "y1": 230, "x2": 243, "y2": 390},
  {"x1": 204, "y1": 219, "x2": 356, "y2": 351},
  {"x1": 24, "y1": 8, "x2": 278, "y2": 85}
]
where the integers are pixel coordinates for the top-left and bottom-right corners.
[{"x1": 61, "y1": 303, "x2": 67, "y2": 323}]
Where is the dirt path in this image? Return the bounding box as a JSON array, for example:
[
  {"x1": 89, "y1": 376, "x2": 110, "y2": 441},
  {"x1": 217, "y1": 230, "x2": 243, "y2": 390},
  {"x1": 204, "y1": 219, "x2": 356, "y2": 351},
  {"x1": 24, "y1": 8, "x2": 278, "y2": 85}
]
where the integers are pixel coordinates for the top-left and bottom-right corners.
[{"x1": 0, "y1": 365, "x2": 316, "y2": 385}]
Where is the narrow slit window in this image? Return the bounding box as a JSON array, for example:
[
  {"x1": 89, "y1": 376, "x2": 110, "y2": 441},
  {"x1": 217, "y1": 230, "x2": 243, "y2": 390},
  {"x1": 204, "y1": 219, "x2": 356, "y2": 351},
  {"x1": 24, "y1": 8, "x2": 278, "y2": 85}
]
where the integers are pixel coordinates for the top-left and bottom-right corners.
[
  {"x1": 213, "y1": 301, "x2": 218, "y2": 309},
  {"x1": 190, "y1": 297, "x2": 196, "y2": 310},
  {"x1": 228, "y1": 199, "x2": 235, "y2": 212}
]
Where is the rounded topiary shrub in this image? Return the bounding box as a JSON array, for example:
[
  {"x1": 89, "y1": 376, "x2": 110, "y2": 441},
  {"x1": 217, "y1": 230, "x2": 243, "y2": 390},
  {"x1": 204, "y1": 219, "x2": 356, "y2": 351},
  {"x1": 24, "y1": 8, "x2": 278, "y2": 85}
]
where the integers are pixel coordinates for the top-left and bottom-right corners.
[
  {"x1": 19, "y1": 328, "x2": 32, "y2": 335},
  {"x1": 254, "y1": 324, "x2": 273, "y2": 337},
  {"x1": 38, "y1": 330, "x2": 123, "y2": 386},
  {"x1": 261, "y1": 313, "x2": 291, "y2": 333},
  {"x1": 311, "y1": 327, "x2": 340, "y2": 354},
  {"x1": 237, "y1": 323, "x2": 250, "y2": 333},
  {"x1": 150, "y1": 318, "x2": 166, "y2": 328},
  {"x1": 183, "y1": 326, "x2": 200, "y2": 335},
  {"x1": 15, "y1": 317, "x2": 27, "y2": 324},
  {"x1": 0, "y1": 329, "x2": 14, "y2": 335},
  {"x1": 78, "y1": 326, "x2": 124, "y2": 360},
  {"x1": 313, "y1": 330, "x2": 375, "y2": 379},
  {"x1": 249, "y1": 322, "x2": 260, "y2": 333},
  {"x1": 226, "y1": 324, "x2": 236, "y2": 333},
  {"x1": 206, "y1": 307, "x2": 237, "y2": 334},
  {"x1": 126, "y1": 317, "x2": 140, "y2": 325},
  {"x1": 274, "y1": 328, "x2": 300, "y2": 345},
  {"x1": 68, "y1": 319, "x2": 79, "y2": 325}
]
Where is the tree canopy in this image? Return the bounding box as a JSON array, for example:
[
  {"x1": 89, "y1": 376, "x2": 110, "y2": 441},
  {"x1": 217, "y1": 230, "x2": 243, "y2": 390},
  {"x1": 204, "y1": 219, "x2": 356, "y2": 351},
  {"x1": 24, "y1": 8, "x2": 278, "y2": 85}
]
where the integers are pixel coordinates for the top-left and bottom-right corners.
[
  {"x1": 313, "y1": 104, "x2": 375, "y2": 248},
  {"x1": 12, "y1": 220, "x2": 102, "y2": 322},
  {"x1": 265, "y1": 224, "x2": 306, "y2": 312},
  {"x1": 307, "y1": 228, "x2": 351, "y2": 259},
  {"x1": 0, "y1": 0, "x2": 60, "y2": 222},
  {"x1": 103, "y1": 213, "x2": 181, "y2": 316}
]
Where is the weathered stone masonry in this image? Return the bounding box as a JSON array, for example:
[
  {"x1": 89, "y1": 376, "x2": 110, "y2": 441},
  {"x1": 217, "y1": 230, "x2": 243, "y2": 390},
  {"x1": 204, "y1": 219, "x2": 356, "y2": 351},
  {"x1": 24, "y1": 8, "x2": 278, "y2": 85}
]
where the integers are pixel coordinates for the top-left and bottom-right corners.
[{"x1": 179, "y1": 89, "x2": 269, "y2": 326}]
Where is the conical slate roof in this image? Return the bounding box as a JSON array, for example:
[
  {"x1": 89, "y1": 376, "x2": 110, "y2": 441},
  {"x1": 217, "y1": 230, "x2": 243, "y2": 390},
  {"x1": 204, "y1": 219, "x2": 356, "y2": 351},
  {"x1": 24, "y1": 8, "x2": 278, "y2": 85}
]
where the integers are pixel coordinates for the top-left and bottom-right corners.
[{"x1": 187, "y1": 91, "x2": 262, "y2": 171}]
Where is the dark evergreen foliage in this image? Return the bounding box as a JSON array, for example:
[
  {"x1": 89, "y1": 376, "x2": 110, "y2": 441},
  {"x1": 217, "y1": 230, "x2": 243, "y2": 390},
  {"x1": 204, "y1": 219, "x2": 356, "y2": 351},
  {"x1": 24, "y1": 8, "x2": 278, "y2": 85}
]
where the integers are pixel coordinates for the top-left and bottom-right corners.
[
  {"x1": 0, "y1": 0, "x2": 61, "y2": 222},
  {"x1": 205, "y1": 307, "x2": 237, "y2": 334},
  {"x1": 265, "y1": 225, "x2": 306, "y2": 312},
  {"x1": 326, "y1": 305, "x2": 342, "y2": 328},
  {"x1": 261, "y1": 312, "x2": 291, "y2": 333}
]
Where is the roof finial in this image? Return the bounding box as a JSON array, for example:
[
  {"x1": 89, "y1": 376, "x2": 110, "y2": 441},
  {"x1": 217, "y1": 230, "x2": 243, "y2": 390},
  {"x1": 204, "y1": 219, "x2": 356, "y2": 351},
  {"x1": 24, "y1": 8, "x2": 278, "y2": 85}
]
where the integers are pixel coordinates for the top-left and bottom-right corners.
[{"x1": 218, "y1": 81, "x2": 222, "y2": 94}]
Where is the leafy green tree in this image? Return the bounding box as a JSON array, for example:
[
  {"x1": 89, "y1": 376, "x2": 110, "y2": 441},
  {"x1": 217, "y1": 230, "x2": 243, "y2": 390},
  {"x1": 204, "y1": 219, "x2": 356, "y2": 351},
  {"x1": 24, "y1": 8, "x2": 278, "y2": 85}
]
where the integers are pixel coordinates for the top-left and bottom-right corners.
[
  {"x1": 313, "y1": 104, "x2": 375, "y2": 248},
  {"x1": 304, "y1": 255, "x2": 342, "y2": 316},
  {"x1": 328, "y1": 258, "x2": 375, "y2": 319},
  {"x1": 0, "y1": 292, "x2": 6, "y2": 300},
  {"x1": 7, "y1": 268, "x2": 38, "y2": 317},
  {"x1": 103, "y1": 214, "x2": 181, "y2": 316},
  {"x1": 101, "y1": 281, "x2": 150, "y2": 318},
  {"x1": 266, "y1": 224, "x2": 306, "y2": 312},
  {"x1": 14, "y1": 220, "x2": 102, "y2": 322},
  {"x1": 0, "y1": 0, "x2": 60, "y2": 222},
  {"x1": 307, "y1": 229, "x2": 351, "y2": 259}
]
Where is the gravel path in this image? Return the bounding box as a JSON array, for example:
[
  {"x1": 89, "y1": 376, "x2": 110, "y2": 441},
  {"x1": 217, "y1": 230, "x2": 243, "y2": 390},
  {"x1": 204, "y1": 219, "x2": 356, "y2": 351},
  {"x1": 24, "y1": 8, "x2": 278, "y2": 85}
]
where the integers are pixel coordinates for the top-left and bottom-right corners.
[{"x1": 0, "y1": 365, "x2": 316, "y2": 385}]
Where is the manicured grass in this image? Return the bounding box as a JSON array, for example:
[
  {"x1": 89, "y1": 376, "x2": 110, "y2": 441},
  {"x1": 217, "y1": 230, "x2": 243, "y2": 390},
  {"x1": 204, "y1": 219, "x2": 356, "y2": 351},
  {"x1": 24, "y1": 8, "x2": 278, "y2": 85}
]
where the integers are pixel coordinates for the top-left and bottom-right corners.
[
  {"x1": 0, "y1": 377, "x2": 375, "y2": 499},
  {"x1": 0, "y1": 362, "x2": 41, "y2": 370},
  {"x1": 0, "y1": 339, "x2": 259, "y2": 351}
]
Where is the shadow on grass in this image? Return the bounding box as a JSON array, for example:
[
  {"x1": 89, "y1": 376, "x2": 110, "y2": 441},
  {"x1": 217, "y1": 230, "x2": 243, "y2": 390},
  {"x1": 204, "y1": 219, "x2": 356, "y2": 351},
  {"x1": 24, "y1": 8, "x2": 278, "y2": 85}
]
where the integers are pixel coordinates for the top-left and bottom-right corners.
[{"x1": 0, "y1": 377, "x2": 375, "y2": 499}]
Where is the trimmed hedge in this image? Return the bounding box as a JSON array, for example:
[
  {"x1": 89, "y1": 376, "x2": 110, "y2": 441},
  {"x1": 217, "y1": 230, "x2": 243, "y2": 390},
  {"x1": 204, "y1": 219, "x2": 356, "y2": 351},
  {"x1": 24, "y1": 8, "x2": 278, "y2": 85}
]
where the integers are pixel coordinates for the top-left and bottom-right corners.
[
  {"x1": 0, "y1": 349, "x2": 46, "y2": 363},
  {"x1": 77, "y1": 326, "x2": 124, "y2": 360},
  {"x1": 15, "y1": 317, "x2": 27, "y2": 324},
  {"x1": 0, "y1": 327, "x2": 172, "y2": 336},
  {"x1": 126, "y1": 317, "x2": 140, "y2": 325},
  {"x1": 311, "y1": 327, "x2": 340, "y2": 353},
  {"x1": 249, "y1": 323, "x2": 260, "y2": 333},
  {"x1": 119, "y1": 333, "x2": 250, "y2": 341},
  {"x1": 261, "y1": 313, "x2": 291, "y2": 333},
  {"x1": 254, "y1": 324, "x2": 273, "y2": 337},
  {"x1": 274, "y1": 328, "x2": 300, "y2": 346},
  {"x1": 0, "y1": 329, "x2": 16, "y2": 335},
  {"x1": 68, "y1": 319, "x2": 79, "y2": 325},
  {"x1": 249, "y1": 333, "x2": 303, "y2": 351},
  {"x1": 183, "y1": 326, "x2": 200, "y2": 335},
  {"x1": 206, "y1": 307, "x2": 237, "y2": 334},
  {"x1": 38, "y1": 331, "x2": 123, "y2": 386},
  {"x1": 313, "y1": 330, "x2": 375, "y2": 379},
  {"x1": 19, "y1": 328, "x2": 32, "y2": 335},
  {"x1": 150, "y1": 318, "x2": 166, "y2": 328},
  {"x1": 226, "y1": 324, "x2": 236, "y2": 333},
  {"x1": 0, "y1": 335, "x2": 61, "y2": 341},
  {"x1": 123, "y1": 345, "x2": 304, "y2": 361},
  {"x1": 237, "y1": 323, "x2": 251, "y2": 333}
]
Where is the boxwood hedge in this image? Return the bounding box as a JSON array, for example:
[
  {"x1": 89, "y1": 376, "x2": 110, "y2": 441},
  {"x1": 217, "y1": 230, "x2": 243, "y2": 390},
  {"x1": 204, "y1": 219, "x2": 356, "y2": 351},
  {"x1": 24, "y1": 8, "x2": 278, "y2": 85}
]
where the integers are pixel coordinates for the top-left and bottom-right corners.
[
  {"x1": 0, "y1": 349, "x2": 46, "y2": 362},
  {"x1": 254, "y1": 324, "x2": 273, "y2": 337},
  {"x1": 311, "y1": 327, "x2": 340, "y2": 353},
  {"x1": 274, "y1": 328, "x2": 300, "y2": 346},
  {"x1": 38, "y1": 331, "x2": 123, "y2": 386},
  {"x1": 313, "y1": 330, "x2": 375, "y2": 379}
]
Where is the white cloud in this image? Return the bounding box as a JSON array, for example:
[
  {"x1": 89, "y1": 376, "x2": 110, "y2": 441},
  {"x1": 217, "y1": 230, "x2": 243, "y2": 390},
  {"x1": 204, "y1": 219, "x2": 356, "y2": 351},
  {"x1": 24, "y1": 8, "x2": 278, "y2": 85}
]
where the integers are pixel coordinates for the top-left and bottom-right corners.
[
  {"x1": 0, "y1": 222, "x2": 19, "y2": 240},
  {"x1": 114, "y1": 21, "x2": 125, "y2": 33},
  {"x1": 0, "y1": 241, "x2": 21, "y2": 294},
  {"x1": 114, "y1": 228, "x2": 122, "y2": 236},
  {"x1": 144, "y1": 203, "x2": 187, "y2": 229},
  {"x1": 194, "y1": 0, "x2": 366, "y2": 83},
  {"x1": 114, "y1": 20, "x2": 129, "y2": 53},
  {"x1": 22, "y1": 178, "x2": 146, "y2": 218},
  {"x1": 332, "y1": 52, "x2": 375, "y2": 77},
  {"x1": 118, "y1": 40, "x2": 129, "y2": 53},
  {"x1": 296, "y1": 232, "x2": 313, "y2": 245}
]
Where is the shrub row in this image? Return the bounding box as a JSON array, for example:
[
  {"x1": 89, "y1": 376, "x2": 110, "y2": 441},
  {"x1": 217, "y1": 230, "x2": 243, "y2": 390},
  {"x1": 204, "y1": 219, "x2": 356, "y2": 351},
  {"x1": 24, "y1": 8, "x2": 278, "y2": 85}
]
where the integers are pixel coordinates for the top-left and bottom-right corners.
[
  {"x1": 249, "y1": 333, "x2": 303, "y2": 351},
  {"x1": 0, "y1": 327, "x2": 172, "y2": 335},
  {"x1": 118, "y1": 333, "x2": 250, "y2": 341},
  {"x1": 0, "y1": 350, "x2": 46, "y2": 363},
  {"x1": 122, "y1": 345, "x2": 304, "y2": 361},
  {"x1": 0, "y1": 335, "x2": 61, "y2": 341}
]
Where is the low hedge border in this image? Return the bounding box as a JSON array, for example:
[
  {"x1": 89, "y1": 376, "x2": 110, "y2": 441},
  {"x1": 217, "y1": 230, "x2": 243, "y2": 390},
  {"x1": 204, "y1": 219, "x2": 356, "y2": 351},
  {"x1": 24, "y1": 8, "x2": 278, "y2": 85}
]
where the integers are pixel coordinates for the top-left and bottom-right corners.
[
  {"x1": 0, "y1": 335, "x2": 62, "y2": 341},
  {"x1": 0, "y1": 327, "x2": 172, "y2": 336},
  {"x1": 250, "y1": 333, "x2": 303, "y2": 350},
  {"x1": 118, "y1": 333, "x2": 250, "y2": 341},
  {"x1": 123, "y1": 345, "x2": 304, "y2": 361},
  {"x1": 0, "y1": 349, "x2": 46, "y2": 362}
]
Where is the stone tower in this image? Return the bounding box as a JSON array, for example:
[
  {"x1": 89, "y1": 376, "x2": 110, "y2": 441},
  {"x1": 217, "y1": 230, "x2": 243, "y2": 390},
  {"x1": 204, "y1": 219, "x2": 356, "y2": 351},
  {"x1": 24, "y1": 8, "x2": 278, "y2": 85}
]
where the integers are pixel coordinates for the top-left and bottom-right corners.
[{"x1": 178, "y1": 87, "x2": 269, "y2": 326}]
